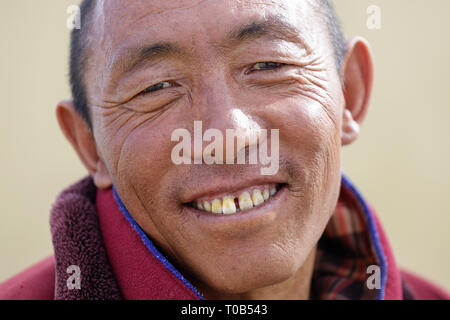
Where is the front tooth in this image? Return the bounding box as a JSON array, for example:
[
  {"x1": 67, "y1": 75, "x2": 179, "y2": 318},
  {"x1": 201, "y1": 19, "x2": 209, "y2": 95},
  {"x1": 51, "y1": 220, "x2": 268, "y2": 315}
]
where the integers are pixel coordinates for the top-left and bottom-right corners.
[
  {"x1": 238, "y1": 191, "x2": 253, "y2": 211},
  {"x1": 252, "y1": 189, "x2": 264, "y2": 206},
  {"x1": 222, "y1": 196, "x2": 236, "y2": 215},
  {"x1": 270, "y1": 187, "x2": 277, "y2": 196},
  {"x1": 203, "y1": 201, "x2": 212, "y2": 212},
  {"x1": 211, "y1": 199, "x2": 223, "y2": 214},
  {"x1": 263, "y1": 189, "x2": 270, "y2": 201}
]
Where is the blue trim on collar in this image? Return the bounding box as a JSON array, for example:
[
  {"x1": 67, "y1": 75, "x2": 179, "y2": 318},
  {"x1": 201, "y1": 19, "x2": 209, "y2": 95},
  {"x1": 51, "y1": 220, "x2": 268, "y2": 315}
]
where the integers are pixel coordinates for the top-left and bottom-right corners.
[
  {"x1": 112, "y1": 187, "x2": 204, "y2": 299},
  {"x1": 341, "y1": 174, "x2": 387, "y2": 300}
]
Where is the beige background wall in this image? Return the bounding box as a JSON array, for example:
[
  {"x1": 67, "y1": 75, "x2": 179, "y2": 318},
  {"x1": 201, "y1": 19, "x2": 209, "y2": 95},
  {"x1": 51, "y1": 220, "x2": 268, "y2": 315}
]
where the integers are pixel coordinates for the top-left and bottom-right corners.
[{"x1": 1, "y1": 0, "x2": 449, "y2": 292}]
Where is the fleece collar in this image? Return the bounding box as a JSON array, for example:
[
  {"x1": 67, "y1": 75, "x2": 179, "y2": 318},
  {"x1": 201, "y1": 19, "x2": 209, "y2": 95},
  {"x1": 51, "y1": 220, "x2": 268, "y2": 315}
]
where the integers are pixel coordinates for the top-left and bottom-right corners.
[
  {"x1": 96, "y1": 174, "x2": 403, "y2": 300},
  {"x1": 50, "y1": 177, "x2": 122, "y2": 300}
]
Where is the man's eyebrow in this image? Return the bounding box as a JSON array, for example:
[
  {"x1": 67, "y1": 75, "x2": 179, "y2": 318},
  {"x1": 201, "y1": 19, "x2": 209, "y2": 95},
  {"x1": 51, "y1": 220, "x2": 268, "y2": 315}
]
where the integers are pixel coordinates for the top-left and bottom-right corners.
[
  {"x1": 226, "y1": 16, "x2": 308, "y2": 50},
  {"x1": 110, "y1": 42, "x2": 185, "y2": 77}
]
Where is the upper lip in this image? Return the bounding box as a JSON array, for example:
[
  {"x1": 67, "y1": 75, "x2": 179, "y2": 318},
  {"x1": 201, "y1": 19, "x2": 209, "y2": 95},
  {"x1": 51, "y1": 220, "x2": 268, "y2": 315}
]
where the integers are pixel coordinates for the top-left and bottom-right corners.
[{"x1": 180, "y1": 174, "x2": 285, "y2": 204}]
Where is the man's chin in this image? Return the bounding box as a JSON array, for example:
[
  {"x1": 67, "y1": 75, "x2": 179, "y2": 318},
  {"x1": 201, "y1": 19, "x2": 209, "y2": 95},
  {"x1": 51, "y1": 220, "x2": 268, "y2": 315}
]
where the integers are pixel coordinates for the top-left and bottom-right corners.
[{"x1": 187, "y1": 244, "x2": 314, "y2": 298}]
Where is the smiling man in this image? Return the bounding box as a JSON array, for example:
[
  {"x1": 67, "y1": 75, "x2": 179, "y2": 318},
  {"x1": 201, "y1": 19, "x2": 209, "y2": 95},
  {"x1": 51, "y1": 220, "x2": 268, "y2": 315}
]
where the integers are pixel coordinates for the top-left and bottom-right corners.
[{"x1": 1, "y1": 0, "x2": 449, "y2": 300}]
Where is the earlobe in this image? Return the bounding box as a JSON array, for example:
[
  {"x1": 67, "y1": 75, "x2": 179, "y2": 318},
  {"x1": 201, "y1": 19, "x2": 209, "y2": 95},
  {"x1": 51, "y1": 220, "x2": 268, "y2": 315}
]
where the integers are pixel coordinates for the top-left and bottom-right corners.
[
  {"x1": 341, "y1": 109, "x2": 361, "y2": 146},
  {"x1": 340, "y1": 37, "x2": 374, "y2": 146},
  {"x1": 56, "y1": 100, "x2": 112, "y2": 189},
  {"x1": 93, "y1": 159, "x2": 113, "y2": 189}
]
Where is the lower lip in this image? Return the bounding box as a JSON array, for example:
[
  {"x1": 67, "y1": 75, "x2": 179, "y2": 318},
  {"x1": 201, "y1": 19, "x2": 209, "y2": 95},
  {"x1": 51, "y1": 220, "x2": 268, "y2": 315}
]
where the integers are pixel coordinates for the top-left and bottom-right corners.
[{"x1": 181, "y1": 184, "x2": 288, "y2": 231}]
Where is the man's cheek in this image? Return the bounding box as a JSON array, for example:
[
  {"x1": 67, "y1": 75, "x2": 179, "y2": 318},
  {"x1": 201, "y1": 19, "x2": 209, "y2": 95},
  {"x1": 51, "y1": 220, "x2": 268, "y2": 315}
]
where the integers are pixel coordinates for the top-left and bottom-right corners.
[
  {"x1": 118, "y1": 136, "x2": 170, "y2": 182},
  {"x1": 274, "y1": 101, "x2": 336, "y2": 157}
]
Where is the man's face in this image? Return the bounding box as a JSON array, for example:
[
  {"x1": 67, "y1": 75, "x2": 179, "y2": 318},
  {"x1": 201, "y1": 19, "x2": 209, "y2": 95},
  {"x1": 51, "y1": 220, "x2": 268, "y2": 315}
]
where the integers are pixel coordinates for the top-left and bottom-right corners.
[{"x1": 86, "y1": 0, "x2": 345, "y2": 294}]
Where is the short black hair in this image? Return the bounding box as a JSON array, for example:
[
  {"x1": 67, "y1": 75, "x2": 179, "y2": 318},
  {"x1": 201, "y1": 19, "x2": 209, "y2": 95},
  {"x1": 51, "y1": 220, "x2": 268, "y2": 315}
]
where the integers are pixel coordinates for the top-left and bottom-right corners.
[
  {"x1": 70, "y1": 0, "x2": 97, "y2": 129},
  {"x1": 69, "y1": 0, "x2": 346, "y2": 129}
]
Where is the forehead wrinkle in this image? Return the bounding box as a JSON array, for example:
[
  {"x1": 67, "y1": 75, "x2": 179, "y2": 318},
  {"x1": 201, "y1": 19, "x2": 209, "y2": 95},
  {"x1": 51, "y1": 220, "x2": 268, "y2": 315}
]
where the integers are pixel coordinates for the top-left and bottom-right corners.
[
  {"x1": 223, "y1": 14, "x2": 313, "y2": 54},
  {"x1": 117, "y1": 0, "x2": 209, "y2": 32}
]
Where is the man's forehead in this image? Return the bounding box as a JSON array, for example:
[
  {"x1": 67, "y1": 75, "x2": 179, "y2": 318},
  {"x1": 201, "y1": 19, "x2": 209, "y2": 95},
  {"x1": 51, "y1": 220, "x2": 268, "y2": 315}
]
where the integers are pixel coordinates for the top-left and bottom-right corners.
[
  {"x1": 92, "y1": 0, "x2": 314, "y2": 37},
  {"x1": 96, "y1": 0, "x2": 290, "y2": 19},
  {"x1": 89, "y1": 0, "x2": 319, "y2": 58}
]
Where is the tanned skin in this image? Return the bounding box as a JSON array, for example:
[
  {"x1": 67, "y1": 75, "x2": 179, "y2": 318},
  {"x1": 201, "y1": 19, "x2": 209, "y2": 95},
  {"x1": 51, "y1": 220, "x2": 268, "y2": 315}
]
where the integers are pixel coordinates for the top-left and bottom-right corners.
[{"x1": 57, "y1": 0, "x2": 373, "y2": 299}]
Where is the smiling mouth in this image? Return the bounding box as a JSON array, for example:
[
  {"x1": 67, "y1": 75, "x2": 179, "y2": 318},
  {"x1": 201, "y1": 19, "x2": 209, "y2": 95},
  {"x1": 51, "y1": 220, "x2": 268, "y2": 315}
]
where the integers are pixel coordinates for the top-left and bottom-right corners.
[{"x1": 188, "y1": 183, "x2": 285, "y2": 215}]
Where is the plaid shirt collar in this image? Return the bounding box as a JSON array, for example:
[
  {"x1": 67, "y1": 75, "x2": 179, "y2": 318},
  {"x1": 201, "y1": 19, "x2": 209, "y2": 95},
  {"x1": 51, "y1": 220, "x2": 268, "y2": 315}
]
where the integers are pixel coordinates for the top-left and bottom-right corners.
[{"x1": 311, "y1": 174, "x2": 387, "y2": 299}]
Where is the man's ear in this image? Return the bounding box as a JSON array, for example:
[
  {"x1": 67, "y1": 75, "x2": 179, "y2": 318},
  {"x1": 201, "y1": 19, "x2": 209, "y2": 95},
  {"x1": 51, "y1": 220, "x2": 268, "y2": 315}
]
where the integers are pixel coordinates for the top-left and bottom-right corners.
[
  {"x1": 56, "y1": 100, "x2": 112, "y2": 189},
  {"x1": 340, "y1": 37, "x2": 374, "y2": 146}
]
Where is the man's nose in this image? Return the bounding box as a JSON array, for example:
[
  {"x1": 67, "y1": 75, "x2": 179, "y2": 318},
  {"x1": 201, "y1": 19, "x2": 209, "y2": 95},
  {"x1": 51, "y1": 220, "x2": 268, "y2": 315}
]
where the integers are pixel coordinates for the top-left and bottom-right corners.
[{"x1": 190, "y1": 73, "x2": 263, "y2": 164}]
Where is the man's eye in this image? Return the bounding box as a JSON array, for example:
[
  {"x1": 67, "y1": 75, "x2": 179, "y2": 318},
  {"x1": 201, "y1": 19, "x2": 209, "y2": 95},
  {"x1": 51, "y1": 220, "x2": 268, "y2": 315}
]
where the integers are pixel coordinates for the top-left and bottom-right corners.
[
  {"x1": 251, "y1": 62, "x2": 283, "y2": 72},
  {"x1": 141, "y1": 81, "x2": 172, "y2": 94}
]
